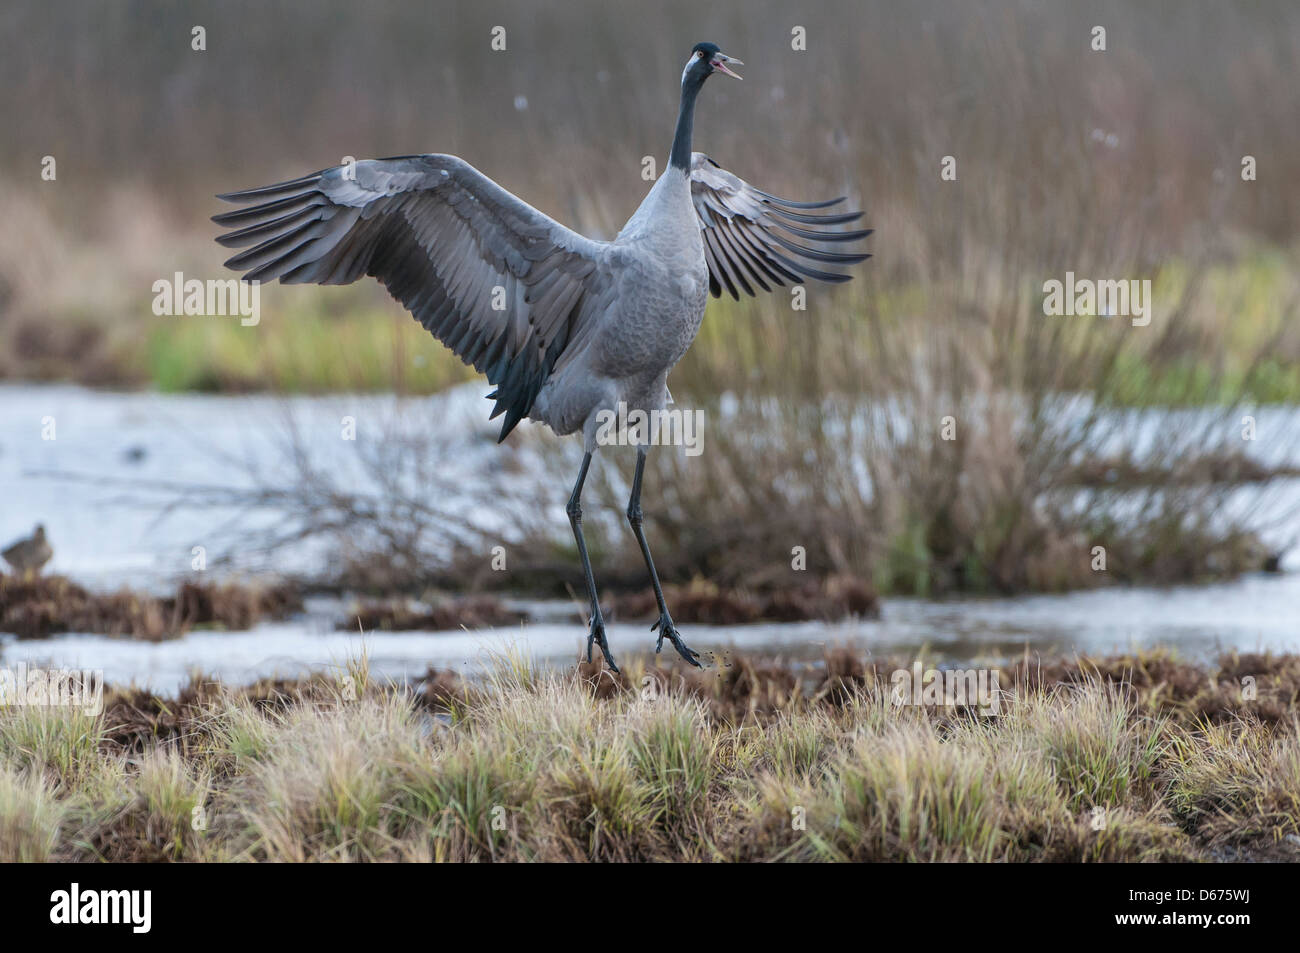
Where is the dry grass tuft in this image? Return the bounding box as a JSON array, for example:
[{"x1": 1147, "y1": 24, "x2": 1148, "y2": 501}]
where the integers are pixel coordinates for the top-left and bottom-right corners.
[{"x1": 2, "y1": 648, "x2": 1298, "y2": 861}]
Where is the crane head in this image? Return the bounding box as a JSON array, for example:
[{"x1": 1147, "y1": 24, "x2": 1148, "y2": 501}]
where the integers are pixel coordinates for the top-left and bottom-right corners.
[{"x1": 682, "y1": 42, "x2": 743, "y2": 86}]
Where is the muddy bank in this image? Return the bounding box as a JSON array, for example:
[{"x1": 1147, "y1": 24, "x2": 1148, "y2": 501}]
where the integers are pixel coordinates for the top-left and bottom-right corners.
[
  {"x1": 339, "y1": 596, "x2": 528, "y2": 632},
  {"x1": 333, "y1": 574, "x2": 880, "y2": 632},
  {"x1": 607, "y1": 575, "x2": 880, "y2": 624},
  {"x1": 0, "y1": 569, "x2": 880, "y2": 646},
  {"x1": 575, "y1": 646, "x2": 1300, "y2": 729},
  {"x1": 0, "y1": 573, "x2": 302, "y2": 641},
  {"x1": 94, "y1": 647, "x2": 1300, "y2": 755}
]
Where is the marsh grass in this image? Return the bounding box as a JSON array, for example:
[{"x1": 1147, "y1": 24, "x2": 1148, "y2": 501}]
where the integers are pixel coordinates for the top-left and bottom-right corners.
[
  {"x1": 0, "y1": 704, "x2": 105, "y2": 783},
  {"x1": 1018, "y1": 681, "x2": 1169, "y2": 812},
  {"x1": 2, "y1": 649, "x2": 1298, "y2": 862},
  {"x1": 0, "y1": 766, "x2": 65, "y2": 862},
  {"x1": 1166, "y1": 719, "x2": 1300, "y2": 844}
]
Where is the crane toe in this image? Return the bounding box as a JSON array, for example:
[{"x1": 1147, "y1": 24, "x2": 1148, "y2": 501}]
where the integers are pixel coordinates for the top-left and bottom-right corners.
[
  {"x1": 587, "y1": 616, "x2": 621, "y2": 673},
  {"x1": 651, "y1": 614, "x2": 703, "y2": 667}
]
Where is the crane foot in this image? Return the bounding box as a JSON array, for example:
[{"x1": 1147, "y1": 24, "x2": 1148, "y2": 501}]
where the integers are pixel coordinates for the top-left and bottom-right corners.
[
  {"x1": 651, "y1": 614, "x2": 702, "y2": 667},
  {"x1": 586, "y1": 613, "x2": 620, "y2": 673}
]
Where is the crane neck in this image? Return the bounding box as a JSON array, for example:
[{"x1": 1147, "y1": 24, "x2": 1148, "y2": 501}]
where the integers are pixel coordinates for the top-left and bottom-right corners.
[{"x1": 669, "y1": 75, "x2": 704, "y2": 172}]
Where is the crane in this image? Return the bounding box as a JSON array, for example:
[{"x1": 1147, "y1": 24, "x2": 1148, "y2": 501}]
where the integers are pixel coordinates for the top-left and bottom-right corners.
[{"x1": 214, "y1": 42, "x2": 870, "y2": 672}]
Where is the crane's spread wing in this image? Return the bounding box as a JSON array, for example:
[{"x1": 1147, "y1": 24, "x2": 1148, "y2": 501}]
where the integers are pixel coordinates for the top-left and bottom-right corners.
[
  {"x1": 689, "y1": 153, "x2": 871, "y2": 300},
  {"x1": 213, "y1": 154, "x2": 612, "y2": 440}
]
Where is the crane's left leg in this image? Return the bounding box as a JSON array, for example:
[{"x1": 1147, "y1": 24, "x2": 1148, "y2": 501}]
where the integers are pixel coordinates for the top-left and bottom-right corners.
[
  {"x1": 626, "y1": 449, "x2": 702, "y2": 667},
  {"x1": 569, "y1": 452, "x2": 619, "y2": 672}
]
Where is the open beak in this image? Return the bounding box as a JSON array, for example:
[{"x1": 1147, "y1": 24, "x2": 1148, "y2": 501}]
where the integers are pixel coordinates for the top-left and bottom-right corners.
[{"x1": 711, "y1": 53, "x2": 743, "y2": 80}]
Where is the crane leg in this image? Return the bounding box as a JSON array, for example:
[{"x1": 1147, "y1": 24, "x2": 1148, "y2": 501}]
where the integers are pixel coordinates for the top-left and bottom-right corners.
[
  {"x1": 567, "y1": 452, "x2": 619, "y2": 672},
  {"x1": 627, "y1": 449, "x2": 702, "y2": 667}
]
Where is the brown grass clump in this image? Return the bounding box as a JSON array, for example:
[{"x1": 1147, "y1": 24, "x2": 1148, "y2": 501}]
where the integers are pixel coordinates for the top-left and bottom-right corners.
[
  {"x1": 77, "y1": 749, "x2": 212, "y2": 862},
  {"x1": 171, "y1": 581, "x2": 303, "y2": 632},
  {"x1": 0, "y1": 573, "x2": 303, "y2": 641},
  {"x1": 339, "y1": 595, "x2": 526, "y2": 632},
  {"x1": 998, "y1": 650, "x2": 1300, "y2": 728},
  {"x1": 1166, "y1": 719, "x2": 1300, "y2": 846},
  {"x1": 609, "y1": 575, "x2": 880, "y2": 625}
]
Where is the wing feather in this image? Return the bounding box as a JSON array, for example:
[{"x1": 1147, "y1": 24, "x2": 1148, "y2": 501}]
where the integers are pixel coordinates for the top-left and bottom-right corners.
[
  {"x1": 214, "y1": 155, "x2": 611, "y2": 440},
  {"x1": 690, "y1": 152, "x2": 871, "y2": 300}
]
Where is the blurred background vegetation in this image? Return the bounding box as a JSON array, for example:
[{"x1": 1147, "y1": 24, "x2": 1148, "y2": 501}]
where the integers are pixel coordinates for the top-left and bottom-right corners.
[
  {"x1": 3, "y1": 0, "x2": 1297, "y2": 394},
  {"x1": 2, "y1": 0, "x2": 1298, "y2": 596}
]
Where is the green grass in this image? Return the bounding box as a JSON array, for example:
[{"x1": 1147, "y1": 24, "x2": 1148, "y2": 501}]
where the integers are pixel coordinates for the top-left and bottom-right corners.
[{"x1": 140, "y1": 292, "x2": 477, "y2": 394}]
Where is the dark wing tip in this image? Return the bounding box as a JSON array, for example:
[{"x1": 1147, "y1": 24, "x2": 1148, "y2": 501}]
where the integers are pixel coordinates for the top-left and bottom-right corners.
[
  {"x1": 755, "y1": 189, "x2": 848, "y2": 210},
  {"x1": 765, "y1": 205, "x2": 864, "y2": 226}
]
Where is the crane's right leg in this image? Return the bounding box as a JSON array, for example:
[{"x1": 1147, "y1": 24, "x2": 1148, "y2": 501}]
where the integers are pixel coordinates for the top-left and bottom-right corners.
[{"x1": 567, "y1": 452, "x2": 619, "y2": 672}]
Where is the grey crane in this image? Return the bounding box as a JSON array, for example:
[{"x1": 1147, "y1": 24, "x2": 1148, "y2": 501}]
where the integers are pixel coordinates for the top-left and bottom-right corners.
[{"x1": 214, "y1": 42, "x2": 870, "y2": 672}]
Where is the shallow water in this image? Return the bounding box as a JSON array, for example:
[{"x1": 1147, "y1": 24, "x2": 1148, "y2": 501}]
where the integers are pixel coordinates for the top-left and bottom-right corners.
[
  {"x1": 0, "y1": 382, "x2": 526, "y2": 590},
  {"x1": 3, "y1": 573, "x2": 1297, "y2": 693},
  {"x1": 2, "y1": 384, "x2": 1299, "y2": 691}
]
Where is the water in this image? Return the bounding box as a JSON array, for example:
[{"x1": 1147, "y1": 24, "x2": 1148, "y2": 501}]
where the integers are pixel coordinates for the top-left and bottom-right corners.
[
  {"x1": 3, "y1": 384, "x2": 1299, "y2": 692},
  {"x1": 0, "y1": 382, "x2": 534, "y2": 590},
  {"x1": 3, "y1": 575, "x2": 1298, "y2": 693}
]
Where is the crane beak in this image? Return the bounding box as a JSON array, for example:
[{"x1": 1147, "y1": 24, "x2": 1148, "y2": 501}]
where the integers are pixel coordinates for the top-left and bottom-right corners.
[{"x1": 711, "y1": 53, "x2": 743, "y2": 80}]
